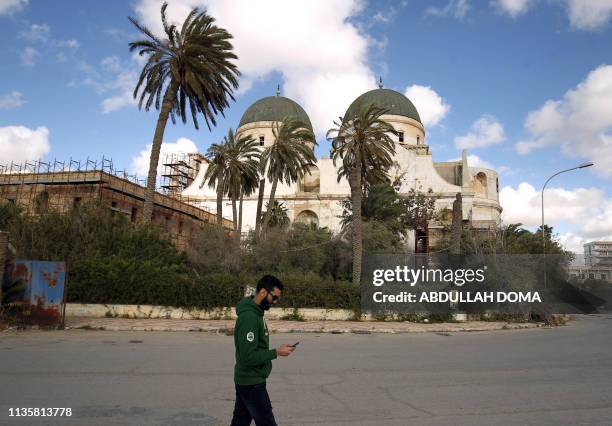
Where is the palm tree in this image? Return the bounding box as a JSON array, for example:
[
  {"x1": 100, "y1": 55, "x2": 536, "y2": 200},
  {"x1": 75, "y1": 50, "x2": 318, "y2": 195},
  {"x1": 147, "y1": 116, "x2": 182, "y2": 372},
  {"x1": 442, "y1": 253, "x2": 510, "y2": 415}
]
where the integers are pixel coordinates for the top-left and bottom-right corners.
[
  {"x1": 327, "y1": 103, "x2": 397, "y2": 285},
  {"x1": 260, "y1": 117, "x2": 317, "y2": 233},
  {"x1": 129, "y1": 3, "x2": 239, "y2": 223},
  {"x1": 224, "y1": 129, "x2": 260, "y2": 231},
  {"x1": 254, "y1": 159, "x2": 267, "y2": 233},
  {"x1": 238, "y1": 164, "x2": 261, "y2": 235},
  {"x1": 203, "y1": 141, "x2": 230, "y2": 228},
  {"x1": 263, "y1": 200, "x2": 290, "y2": 229}
]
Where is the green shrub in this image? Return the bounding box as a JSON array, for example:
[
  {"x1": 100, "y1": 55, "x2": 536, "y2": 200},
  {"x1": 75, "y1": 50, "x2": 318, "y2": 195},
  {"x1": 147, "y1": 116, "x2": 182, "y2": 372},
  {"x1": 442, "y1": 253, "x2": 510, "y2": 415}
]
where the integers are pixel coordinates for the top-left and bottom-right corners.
[{"x1": 2, "y1": 200, "x2": 359, "y2": 311}]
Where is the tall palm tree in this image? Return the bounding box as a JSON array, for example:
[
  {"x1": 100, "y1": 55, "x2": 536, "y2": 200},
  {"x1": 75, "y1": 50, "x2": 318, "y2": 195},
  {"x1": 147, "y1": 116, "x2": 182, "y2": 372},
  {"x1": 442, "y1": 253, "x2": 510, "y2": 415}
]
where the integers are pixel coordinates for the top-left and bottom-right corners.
[
  {"x1": 327, "y1": 103, "x2": 397, "y2": 285},
  {"x1": 239, "y1": 163, "x2": 261, "y2": 235},
  {"x1": 224, "y1": 129, "x2": 260, "y2": 231},
  {"x1": 260, "y1": 117, "x2": 317, "y2": 233},
  {"x1": 254, "y1": 159, "x2": 267, "y2": 233},
  {"x1": 129, "y1": 3, "x2": 239, "y2": 223},
  {"x1": 203, "y1": 141, "x2": 230, "y2": 228}
]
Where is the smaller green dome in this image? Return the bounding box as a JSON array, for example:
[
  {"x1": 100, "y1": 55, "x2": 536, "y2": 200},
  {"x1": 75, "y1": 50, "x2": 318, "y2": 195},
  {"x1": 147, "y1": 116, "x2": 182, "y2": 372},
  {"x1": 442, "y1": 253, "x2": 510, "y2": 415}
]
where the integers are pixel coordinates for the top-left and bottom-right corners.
[
  {"x1": 239, "y1": 96, "x2": 313, "y2": 131},
  {"x1": 344, "y1": 88, "x2": 422, "y2": 124}
]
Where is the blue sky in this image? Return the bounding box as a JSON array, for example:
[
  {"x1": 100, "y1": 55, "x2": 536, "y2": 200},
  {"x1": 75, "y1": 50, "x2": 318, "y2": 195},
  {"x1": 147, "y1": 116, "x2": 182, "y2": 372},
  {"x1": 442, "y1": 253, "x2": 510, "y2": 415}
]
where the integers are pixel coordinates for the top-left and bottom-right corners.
[{"x1": 1, "y1": 0, "x2": 611, "y2": 252}]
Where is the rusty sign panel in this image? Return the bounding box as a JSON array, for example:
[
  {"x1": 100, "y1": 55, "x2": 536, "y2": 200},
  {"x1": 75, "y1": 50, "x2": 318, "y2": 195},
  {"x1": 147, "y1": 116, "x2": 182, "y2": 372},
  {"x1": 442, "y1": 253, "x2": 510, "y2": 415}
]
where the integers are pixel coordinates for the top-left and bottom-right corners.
[{"x1": 11, "y1": 260, "x2": 66, "y2": 325}]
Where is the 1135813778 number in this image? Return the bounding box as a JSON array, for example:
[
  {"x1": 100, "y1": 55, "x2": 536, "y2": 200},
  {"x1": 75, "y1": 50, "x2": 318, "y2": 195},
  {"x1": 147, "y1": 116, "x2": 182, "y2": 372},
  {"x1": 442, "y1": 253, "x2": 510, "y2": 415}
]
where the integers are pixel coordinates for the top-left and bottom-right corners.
[{"x1": 8, "y1": 408, "x2": 72, "y2": 417}]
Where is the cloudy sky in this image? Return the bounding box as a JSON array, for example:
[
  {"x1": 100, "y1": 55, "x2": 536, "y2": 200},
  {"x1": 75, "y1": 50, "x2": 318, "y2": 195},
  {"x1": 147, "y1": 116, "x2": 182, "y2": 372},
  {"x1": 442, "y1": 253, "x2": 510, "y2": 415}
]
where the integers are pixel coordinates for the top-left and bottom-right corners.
[{"x1": 1, "y1": 0, "x2": 611, "y2": 252}]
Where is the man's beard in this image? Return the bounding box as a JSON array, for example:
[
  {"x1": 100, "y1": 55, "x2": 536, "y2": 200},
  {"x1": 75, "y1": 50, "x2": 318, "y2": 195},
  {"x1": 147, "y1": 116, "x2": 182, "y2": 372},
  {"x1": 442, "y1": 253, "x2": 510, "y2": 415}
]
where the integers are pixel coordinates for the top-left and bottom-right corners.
[{"x1": 260, "y1": 297, "x2": 271, "y2": 311}]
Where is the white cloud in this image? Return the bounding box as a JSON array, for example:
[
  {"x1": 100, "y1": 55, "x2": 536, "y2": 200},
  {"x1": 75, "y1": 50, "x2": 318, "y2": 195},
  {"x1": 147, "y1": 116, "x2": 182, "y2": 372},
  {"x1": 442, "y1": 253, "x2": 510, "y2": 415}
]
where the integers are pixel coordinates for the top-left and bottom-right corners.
[
  {"x1": 20, "y1": 47, "x2": 37, "y2": 66},
  {"x1": 105, "y1": 27, "x2": 132, "y2": 42},
  {"x1": 369, "y1": 4, "x2": 403, "y2": 25},
  {"x1": 0, "y1": 91, "x2": 25, "y2": 109},
  {"x1": 455, "y1": 115, "x2": 506, "y2": 149},
  {"x1": 466, "y1": 154, "x2": 494, "y2": 169},
  {"x1": 425, "y1": 0, "x2": 470, "y2": 19},
  {"x1": 56, "y1": 39, "x2": 79, "y2": 49},
  {"x1": 0, "y1": 125, "x2": 50, "y2": 164},
  {"x1": 447, "y1": 154, "x2": 496, "y2": 170},
  {"x1": 404, "y1": 85, "x2": 450, "y2": 127},
  {"x1": 565, "y1": 0, "x2": 612, "y2": 30},
  {"x1": 372, "y1": 11, "x2": 392, "y2": 23},
  {"x1": 492, "y1": 0, "x2": 612, "y2": 30},
  {"x1": 75, "y1": 55, "x2": 140, "y2": 113},
  {"x1": 0, "y1": 0, "x2": 28, "y2": 15},
  {"x1": 19, "y1": 23, "x2": 50, "y2": 42},
  {"x1": 133, "y1": 0, "x2": 377, "y2": 137},
  {"x1": 100, "y1": 63, "x2": 139, "y2": 113},
  {"x1": 492, "y1": 0, "x2": 532, "y2": 18},
  {"x1": 515, "y1": 64, "x2": 612, "y2": 178},
  {"x1": 131, "y1": 137, "x2": 199, "y2": 178},
  {"x1": 101, "y1": 55, "x2": 122, "y2": 73},
  {"x1": 557, "y1": 232, "x2": 586, "y2": 254},
  {"x1": 496, "y1": 165, "x2": 514, "y2": 176},
  {"x1": 499, "y1": 181, "x2": 612, "y2": 251},
  {"x1": 18, "y1": 23, "x2": 79, "y2": 65}
]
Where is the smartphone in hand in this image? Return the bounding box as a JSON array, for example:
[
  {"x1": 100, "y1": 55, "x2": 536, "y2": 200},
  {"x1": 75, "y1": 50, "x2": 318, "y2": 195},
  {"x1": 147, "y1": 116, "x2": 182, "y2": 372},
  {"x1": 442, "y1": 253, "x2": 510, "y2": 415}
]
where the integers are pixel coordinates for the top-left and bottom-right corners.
[{"x1": 290, "y1": 342, "x2": 300, "y2": 347}]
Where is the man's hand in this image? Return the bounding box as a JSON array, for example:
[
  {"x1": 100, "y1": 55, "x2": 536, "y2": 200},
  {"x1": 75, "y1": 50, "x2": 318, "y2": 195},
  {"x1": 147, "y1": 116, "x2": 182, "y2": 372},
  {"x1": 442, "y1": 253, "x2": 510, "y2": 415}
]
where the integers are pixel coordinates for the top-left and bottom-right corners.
[{"x1": 276, "y1": 344, "x2": 295, "y2": 357}]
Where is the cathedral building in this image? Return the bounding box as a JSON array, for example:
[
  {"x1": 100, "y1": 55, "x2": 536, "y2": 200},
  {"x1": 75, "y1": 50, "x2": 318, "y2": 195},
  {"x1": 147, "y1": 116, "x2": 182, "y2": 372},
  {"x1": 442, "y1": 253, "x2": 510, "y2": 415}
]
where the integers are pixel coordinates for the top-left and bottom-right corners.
[{"x1": 182, "y1": 82, "x2": 502, "y2": 250}]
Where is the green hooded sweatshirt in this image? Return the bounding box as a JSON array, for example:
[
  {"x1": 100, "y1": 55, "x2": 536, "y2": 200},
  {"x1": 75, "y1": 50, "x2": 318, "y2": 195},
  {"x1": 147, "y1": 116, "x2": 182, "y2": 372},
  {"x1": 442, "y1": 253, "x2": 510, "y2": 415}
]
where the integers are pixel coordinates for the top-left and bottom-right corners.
[{"x1": 234, "y1": 296, "x2": 277, "y2": 385}]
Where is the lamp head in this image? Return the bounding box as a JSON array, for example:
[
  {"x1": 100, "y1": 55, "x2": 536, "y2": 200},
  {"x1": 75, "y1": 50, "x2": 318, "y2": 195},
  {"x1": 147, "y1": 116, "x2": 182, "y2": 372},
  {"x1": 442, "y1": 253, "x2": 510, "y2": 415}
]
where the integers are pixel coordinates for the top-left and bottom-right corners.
[{"x1": 578, "y1": 162, "x2": 594, "y2": 168}]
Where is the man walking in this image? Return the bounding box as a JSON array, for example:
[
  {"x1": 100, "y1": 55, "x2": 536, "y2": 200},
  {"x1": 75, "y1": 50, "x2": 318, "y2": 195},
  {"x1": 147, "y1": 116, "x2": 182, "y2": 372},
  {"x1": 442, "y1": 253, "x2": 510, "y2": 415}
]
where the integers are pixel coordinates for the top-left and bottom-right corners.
[{"x1": 231, "y1": 275, "x2": 295, "y2": 426}]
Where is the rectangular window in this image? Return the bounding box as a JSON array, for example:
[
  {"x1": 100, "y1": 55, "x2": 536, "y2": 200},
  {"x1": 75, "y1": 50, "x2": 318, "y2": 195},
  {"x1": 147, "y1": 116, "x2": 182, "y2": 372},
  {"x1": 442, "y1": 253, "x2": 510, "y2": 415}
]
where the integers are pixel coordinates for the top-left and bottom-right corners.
[
  {"x1": 259, "y1": 136, "x2": 265, "y2": 146},
  {"x1": 131, "y1": 207, "x2": 138, "y2": 223},
  {"x1": 73, "y1": 197, "x2": 82, "y2": 208},
  {"x1": 111, "y1": 201, "x2": 118, "y2": 208},
  {"x1": 589, "y1": 273, "x2": 595, "y2": 279},
  {"x1": 601, "y1": 274, "x2": 607, "y2": 281},
  {"x1": 398, "y1": 132, "x2": 404, "y2": 143},
  {"x1": 416, "y1": 135, "x2": 420, "y2": 144}
]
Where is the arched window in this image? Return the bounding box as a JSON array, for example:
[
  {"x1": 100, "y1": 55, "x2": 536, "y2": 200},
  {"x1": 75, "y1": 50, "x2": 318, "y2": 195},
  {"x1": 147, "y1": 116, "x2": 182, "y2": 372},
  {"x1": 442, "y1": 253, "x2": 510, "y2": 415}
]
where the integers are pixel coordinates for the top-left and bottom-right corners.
[
  {"x1": 474, "y1": 172, "x2": 487, "y2": 196},
  {"x1": 295, "y1": 210, "x2": 319, "y2": 227}
]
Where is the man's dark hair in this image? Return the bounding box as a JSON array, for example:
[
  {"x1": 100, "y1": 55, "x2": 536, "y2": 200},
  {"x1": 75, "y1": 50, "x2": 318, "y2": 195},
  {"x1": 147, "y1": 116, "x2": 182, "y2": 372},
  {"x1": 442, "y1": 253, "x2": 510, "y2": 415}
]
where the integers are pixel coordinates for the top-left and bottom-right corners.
[{"x1": 256, "y1": 275, "x2": 284, "y2": 293}]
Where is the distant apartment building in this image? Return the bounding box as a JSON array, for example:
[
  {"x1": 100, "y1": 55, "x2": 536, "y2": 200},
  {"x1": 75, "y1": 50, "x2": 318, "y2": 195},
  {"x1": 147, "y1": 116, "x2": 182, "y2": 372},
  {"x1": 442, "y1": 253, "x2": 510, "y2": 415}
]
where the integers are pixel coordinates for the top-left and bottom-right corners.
[
  {"x1": 569, "y1": 241, "x2": 612, "y2": 283},
  {"x1": 584, "y1": 241, "x2": 612, "y2": 267}
]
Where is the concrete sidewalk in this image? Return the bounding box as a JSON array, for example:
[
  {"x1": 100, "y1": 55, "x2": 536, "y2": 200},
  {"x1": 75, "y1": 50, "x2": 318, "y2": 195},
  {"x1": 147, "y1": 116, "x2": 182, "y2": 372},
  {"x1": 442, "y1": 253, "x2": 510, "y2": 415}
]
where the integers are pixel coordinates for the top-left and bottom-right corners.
[{"x1": 63, "y1": 317, "x2": 545, "y2": 334}]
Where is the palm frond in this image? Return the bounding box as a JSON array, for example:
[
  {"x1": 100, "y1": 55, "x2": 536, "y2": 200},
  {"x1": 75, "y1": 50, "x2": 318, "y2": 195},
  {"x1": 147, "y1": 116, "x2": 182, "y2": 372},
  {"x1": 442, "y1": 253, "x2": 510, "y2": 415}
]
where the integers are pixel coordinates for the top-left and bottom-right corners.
[{"x1": 129, "y1": 2, "x2": 240, "y2": 130}]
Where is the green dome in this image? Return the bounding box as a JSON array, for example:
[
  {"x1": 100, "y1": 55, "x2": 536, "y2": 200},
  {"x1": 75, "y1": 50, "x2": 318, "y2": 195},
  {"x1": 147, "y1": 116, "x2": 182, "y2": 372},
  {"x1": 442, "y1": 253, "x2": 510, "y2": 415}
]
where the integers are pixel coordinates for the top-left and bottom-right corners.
[
  {"x1": 344, "y1": 88, "x2": 422, "y2": 124},
  {"x1": 239, "y1": 96, "x2": 313, "y2": 131}
]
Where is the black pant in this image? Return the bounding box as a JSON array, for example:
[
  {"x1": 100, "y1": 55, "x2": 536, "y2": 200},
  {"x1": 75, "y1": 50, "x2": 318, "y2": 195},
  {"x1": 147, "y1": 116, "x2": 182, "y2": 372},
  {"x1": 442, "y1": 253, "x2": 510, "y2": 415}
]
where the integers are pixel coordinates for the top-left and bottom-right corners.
[{"x1": 231, "y1": 383, "x2": 277, "y2": 426}]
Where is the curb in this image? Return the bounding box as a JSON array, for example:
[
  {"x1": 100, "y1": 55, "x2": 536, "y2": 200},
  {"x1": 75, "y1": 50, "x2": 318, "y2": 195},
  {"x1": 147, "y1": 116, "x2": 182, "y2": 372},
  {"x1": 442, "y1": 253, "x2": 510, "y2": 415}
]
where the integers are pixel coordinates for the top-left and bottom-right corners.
[{"x1": 64, "y1": 322, "x2": 543, "y2": 334}]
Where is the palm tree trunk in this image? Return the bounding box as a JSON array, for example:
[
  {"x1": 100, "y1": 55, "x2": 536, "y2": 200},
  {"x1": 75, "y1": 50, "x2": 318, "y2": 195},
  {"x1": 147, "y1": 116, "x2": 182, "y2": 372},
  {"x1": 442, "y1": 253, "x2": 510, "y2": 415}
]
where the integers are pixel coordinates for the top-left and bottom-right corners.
[
  {"x1": 236, "y1": 190, "x2": 243, "y2": 266},
  {"x1": 231, "y1": 193, "x2": 238, "y2": 231},
  {"x1": 261, "y1": 178, "x2": 278, "y2": 233},
  {"x1": 216, "y1": 169, "x2": 224, "y2": 228},
  {"x1": 350, "y1": 162, "x2": 363, "y2": 286},
  {"x1": 142, "y1": 81, "x2": 178, "y2": 224},
  {"x1": 255, "y1": 177, "x2": 265, "y2": 232},
  {"x1": 238, "y1": 190, "x2": 244, "y2": 234}
]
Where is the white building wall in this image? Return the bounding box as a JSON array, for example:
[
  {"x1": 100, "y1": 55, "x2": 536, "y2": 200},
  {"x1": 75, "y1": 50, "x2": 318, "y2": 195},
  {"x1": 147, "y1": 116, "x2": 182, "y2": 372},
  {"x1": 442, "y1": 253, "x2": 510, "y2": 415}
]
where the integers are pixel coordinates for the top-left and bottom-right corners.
[{"x1": 181, "y1": 114, "x2": 502, "y2": 234}]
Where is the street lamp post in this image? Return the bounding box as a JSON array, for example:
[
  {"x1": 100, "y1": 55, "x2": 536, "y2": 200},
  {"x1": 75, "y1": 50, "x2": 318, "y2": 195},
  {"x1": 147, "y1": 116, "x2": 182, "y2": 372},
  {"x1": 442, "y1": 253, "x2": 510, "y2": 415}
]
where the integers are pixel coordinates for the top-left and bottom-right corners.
[{"x1": 541, "y1": 162, "x2": 594, "y2": 288}]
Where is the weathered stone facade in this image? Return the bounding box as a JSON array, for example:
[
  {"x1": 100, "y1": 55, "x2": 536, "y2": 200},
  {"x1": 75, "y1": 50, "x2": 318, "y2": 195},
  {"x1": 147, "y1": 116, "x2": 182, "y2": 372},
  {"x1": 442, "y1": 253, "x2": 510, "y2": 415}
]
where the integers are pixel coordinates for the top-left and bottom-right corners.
[{"x1": 182, "y1": 86, "x2": 502, "y2": 250}]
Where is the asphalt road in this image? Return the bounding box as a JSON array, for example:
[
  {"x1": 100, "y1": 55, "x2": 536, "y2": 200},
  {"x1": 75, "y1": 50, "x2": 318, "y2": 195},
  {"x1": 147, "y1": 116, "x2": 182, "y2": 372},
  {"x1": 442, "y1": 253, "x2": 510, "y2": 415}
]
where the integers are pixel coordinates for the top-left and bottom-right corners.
[{"x1": 1, "y1": 315, "x2": 612, "y2": 426}]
